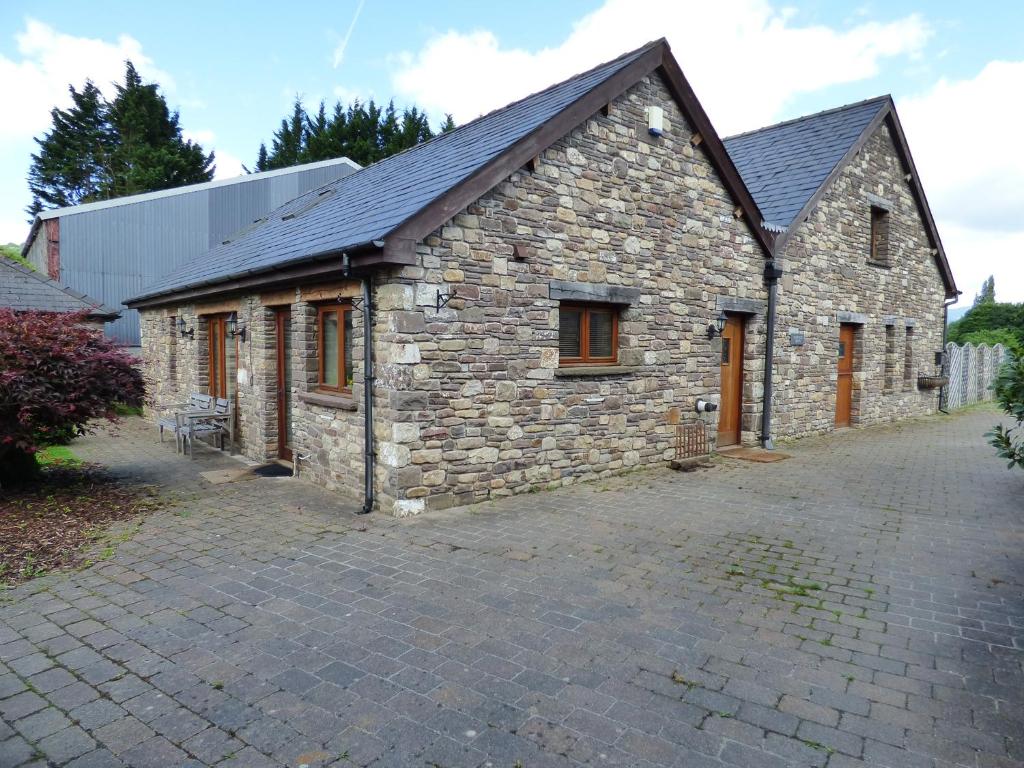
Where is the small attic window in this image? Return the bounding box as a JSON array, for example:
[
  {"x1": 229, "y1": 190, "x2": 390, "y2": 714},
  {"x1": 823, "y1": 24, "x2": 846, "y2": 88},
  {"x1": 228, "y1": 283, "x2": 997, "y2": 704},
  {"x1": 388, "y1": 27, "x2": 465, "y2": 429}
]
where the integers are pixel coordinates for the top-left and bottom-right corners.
[{"x1": 869, "y1": 206, "x2": 890, "y2": 267}]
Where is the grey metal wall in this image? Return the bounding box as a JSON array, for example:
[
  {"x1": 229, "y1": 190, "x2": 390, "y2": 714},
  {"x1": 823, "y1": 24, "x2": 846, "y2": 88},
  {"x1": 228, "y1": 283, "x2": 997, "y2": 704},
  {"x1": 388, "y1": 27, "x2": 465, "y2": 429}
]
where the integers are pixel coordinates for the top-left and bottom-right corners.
[{"x1": 55, "y1": 163, "x2": 356, "y2": 346}]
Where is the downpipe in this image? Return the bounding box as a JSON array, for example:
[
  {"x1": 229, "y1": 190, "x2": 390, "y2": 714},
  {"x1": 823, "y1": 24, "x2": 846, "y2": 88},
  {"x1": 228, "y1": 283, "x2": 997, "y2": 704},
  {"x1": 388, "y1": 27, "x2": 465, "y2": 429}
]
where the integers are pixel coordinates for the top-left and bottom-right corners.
[
  {"x1": 760, "y1": 259, "x2": 782, "y2": 449},
  {"x1": 359, "y1": 273, "x2": 374, "y2": 515},
  {"x1": 938, "y1": 294, "x2": 959, "y2": 415}
]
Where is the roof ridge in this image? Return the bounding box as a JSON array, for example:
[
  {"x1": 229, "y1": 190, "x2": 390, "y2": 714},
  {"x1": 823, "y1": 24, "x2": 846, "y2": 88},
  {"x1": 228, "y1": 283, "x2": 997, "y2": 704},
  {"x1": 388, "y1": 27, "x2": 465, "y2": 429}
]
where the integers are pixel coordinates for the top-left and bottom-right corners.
[
  {"x1": 298, "y1": 38, "x2": 668, "y2": 198},
  {"x1": 723, "y1": 95, "x2": 891, "y2": 141}
]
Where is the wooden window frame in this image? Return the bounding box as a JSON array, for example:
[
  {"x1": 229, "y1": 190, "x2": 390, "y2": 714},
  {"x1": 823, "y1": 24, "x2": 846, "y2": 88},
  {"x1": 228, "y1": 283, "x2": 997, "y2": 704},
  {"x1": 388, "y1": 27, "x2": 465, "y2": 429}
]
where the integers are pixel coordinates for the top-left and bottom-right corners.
[
  {"x1": 316, "y1": 303, "x2": 354, "y2": 393},
  {"x1": 558, "y1": 303, "x2": 619, "y2": 366}
]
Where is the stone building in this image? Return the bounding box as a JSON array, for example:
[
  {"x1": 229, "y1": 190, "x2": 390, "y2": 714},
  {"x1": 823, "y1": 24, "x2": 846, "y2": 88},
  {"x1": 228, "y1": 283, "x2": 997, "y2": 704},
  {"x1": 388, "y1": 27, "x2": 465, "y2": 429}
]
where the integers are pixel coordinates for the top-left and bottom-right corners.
[
  {"x1": 127, "y1": 39, "x2": 956, "y2": 516},
  {"x1": 724, "y1": 97, "x2": 958, "y2": 442}
]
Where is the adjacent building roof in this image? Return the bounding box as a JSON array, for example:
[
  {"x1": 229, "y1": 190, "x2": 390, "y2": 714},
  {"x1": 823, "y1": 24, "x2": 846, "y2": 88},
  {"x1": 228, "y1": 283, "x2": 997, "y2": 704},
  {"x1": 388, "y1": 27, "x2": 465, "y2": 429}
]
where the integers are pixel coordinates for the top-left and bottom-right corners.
[
  {"x1": 128, "y1": 39, "x2": 772, "y2": 306},
  {"x1": 723, "y1": 97, "x2": 889, "y2": 232},
  {"x1": 723, "y1": 96, "x2": 958, "y2": 298},
  {"x1": 22, "y1": 157, "x2": 361, "y2": 254},
  {"x1": 0, "y1": 258, "x2": 120, "y2": 319}
]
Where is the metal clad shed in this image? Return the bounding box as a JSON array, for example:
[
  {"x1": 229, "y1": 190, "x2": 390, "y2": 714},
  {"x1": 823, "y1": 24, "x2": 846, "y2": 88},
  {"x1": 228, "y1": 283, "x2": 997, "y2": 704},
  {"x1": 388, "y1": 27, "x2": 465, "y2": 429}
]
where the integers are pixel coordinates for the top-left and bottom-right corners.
[{"x1": 22, "y1": 157, "x2": 359, "y2": 347}]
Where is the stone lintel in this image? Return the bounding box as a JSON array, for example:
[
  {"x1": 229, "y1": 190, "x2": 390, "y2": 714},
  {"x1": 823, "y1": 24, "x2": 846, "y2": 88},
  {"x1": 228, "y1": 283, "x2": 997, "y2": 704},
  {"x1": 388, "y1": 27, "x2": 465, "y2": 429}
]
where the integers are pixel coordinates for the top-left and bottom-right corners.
[
  {"x1": 549, "y1": 280, "x2": 640, "y2": 305},
  {"x1": 836, "y1": 311, "x2": 868, "y2": 325},
  {"x1": 866, "y1": 192, "x2": 895, "y2": 211},
  {"x1": 716, "y1": 296, "x2": 765, "y2": 315},
  {"x1": 883, "y1": 315, "x2": 898, "y2": 326},
  {"x1": 904, "y1": 318, "x2": 917, "y2": 328}
]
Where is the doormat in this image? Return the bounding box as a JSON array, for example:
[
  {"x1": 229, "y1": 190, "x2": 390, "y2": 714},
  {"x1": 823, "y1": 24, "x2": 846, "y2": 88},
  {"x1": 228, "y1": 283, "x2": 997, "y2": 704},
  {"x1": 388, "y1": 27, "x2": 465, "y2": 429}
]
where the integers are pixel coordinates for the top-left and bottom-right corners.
[
  {"x1": 717, "y1": 447, "x2": 791, "y2": 463},
  {"x1": 252, "y1": 463, "x2": 293, "y2": 478},
  {"x1": 200, "y1": 468, "x2": 255, "y2": 485}
]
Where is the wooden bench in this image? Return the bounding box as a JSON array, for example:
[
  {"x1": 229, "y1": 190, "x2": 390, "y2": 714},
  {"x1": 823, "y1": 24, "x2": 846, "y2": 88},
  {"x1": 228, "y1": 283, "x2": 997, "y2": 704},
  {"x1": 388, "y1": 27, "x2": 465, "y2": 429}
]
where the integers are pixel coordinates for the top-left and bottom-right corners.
[
  {"x1": 158, "y1": 393, "x2": 213, "y2": 453},
  {"x1": 180, "y1": 397, "x2": 235, "y2": 459}
]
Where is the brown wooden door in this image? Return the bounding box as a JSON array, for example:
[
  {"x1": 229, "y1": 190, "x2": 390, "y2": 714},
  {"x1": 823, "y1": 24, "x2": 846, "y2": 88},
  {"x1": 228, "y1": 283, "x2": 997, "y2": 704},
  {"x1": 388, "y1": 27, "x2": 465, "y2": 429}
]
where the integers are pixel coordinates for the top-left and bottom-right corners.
[
  {"x1": 275, "y1": 310, "x2": 293, "y2": 461},
  {"x1": 717, "y1": 315, "x2": 744, "y2": 447},
  {"x1": 835, "y1": 324, "x2": 855, "y2": 427},
  {"x1": 206, "y1": 315, "x2": 237, "y2": 400}
]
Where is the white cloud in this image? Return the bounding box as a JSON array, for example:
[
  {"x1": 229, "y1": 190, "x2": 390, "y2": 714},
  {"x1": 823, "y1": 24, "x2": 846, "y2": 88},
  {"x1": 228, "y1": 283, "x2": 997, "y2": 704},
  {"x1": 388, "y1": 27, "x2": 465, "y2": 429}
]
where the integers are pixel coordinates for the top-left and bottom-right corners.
[
  {"x1": 0, "y1": 18, "x2": 174, "y2": 141},
  {"x1": 391, "y1": 0, "x2": 930, "y2": 134},
  {"x1": 183, "y1": 129, "x2": 246, "y2": 179},
  {"x1": 899, "y1": 61, "x2": 1024, "y2": 303}
]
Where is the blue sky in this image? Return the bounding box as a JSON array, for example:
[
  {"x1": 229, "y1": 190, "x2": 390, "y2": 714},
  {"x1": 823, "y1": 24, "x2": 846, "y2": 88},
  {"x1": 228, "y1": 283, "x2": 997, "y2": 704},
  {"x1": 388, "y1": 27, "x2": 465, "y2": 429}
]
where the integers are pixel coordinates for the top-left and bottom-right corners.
[{"x1": 1, "y1": 0, "x2": 1021, "y2": 303}]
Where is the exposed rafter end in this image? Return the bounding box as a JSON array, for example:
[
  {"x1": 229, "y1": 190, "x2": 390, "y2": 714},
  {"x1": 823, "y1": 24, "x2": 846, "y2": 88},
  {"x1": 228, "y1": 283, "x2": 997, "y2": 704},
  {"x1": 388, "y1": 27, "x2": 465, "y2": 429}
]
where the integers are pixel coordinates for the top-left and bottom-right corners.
[
  {"x1": 378, "y1": 237, "x2": 418, "y2": 266},
  {"x1": 689, "y1": 132, "x2": 703, "y2": 147},
  {"x1": 526, "y1": 155, "x2": 542, "y2": 173},
  {"x1": 904, "y1": 172, "x2": 913, "y2": 183},
  {"x1": 601, "y1": 103, "x2": 611, "y2": 117},
  {"x1": 733, "y1": 205, "x2": 744, "y2": 219}
]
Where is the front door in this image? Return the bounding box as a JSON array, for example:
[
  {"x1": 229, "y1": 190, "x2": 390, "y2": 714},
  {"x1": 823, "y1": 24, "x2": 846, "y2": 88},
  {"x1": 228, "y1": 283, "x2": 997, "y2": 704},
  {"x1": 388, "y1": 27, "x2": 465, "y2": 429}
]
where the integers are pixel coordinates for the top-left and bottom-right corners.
[
  {"x1": 206, "y1": 314, "x2": 237, "y2": 400},
  {"x1": 275, "y1": 309, "x2": 293, "y2": 461},
  {"x1": 835, "y1": 324, "x2": 855, "y2": 427},
  {"x1": 718, "y1": 315, "x2": 745, "y2": 447}
]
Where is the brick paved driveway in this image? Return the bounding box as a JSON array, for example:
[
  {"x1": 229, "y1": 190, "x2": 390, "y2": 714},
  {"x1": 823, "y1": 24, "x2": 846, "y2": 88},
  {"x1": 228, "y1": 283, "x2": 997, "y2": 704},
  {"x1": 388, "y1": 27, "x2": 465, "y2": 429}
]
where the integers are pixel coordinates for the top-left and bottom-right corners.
[{"x1": 1, "y1": 408, "x2": 1021, "y2": 768}]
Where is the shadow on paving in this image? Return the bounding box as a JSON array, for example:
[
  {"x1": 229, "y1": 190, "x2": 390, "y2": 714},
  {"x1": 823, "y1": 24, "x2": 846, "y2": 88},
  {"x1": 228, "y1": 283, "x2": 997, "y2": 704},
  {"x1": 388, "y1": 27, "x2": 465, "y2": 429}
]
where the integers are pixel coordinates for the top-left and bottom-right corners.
[{"x1": 0, "y1": 409, "x2": 1021, "y2": 767}]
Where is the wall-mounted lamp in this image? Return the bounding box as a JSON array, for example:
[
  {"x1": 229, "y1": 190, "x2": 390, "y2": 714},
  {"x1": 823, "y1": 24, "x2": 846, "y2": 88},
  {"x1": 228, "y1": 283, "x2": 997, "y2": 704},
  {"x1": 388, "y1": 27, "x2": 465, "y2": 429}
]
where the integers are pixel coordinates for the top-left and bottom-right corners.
[
  {"x1": 707, "y1": 310, "x2": 727, "y2": 339},
  {"x1": 226, "y1": 311, "x2": 247, "y2": 342},
  {"x1": 176, "y1": 316, "x2": 194, "y2": 340}
]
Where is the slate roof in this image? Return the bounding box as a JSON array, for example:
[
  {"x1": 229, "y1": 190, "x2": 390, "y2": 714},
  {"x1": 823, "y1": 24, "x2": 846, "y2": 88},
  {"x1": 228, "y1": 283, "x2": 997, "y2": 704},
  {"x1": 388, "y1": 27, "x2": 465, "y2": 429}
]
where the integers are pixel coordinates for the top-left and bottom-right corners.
[
  {"x1": 0, "y1": 258, "x2": 121, "y2": 319},
  {"x1": 130, "y1": 42, "x2": 661, "y2": 303},
  {"x1": 723, "y1": 97, "x2": 889, "y2": 231}
]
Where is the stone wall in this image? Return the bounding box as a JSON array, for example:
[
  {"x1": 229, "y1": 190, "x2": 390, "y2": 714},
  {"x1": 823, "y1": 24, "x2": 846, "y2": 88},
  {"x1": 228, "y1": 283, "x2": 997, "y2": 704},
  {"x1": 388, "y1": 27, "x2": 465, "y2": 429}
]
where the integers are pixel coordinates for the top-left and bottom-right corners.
[
  {"x1": 771, "y1": 122, "x2": 947, "y2": 439},
  {"x1": 368, "y1": 73, "x2": 766, "y2": 514}
]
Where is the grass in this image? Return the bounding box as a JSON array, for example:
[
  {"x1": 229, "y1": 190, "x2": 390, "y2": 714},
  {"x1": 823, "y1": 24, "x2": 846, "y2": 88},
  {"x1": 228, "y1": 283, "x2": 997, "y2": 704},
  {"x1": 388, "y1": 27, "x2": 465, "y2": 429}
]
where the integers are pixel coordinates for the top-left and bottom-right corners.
[{"x1": 37, "y1": 445, "x2": 82, "y2": 467}]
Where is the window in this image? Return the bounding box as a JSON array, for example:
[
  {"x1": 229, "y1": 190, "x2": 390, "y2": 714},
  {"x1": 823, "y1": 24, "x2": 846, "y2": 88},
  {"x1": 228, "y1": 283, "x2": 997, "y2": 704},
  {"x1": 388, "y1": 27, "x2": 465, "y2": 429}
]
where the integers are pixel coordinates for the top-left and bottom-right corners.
[
  {"x1": 558, "y1": 304, "x2": 618, "y2": 365},
  {"x1": 903, "y1": 326, "x2": 914, "y2": 386},
  {"x1": 318, "y1": 304, "x2": 354, "y2": 392},
  {"x1": 870, "y1": 206, "x2": 890, "y2": 265}
]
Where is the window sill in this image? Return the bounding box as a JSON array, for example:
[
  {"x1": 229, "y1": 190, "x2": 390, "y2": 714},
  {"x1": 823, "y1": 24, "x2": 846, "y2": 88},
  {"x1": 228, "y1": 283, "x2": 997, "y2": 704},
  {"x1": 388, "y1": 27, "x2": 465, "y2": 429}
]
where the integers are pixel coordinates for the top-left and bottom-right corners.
[
  {"x1": 555, "y1": 365, "x2": 642, "y2": 378},
  {"x1": 298, "y1": 391, "x2": 357, "y2": 410}
]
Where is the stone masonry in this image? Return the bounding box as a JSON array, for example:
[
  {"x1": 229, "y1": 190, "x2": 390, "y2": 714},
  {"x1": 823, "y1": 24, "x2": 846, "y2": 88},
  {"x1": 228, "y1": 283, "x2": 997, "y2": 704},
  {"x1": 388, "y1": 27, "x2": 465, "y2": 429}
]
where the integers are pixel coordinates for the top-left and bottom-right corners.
[{"x1": 771, "y1": 122, "x2": 947, "y2": 439}]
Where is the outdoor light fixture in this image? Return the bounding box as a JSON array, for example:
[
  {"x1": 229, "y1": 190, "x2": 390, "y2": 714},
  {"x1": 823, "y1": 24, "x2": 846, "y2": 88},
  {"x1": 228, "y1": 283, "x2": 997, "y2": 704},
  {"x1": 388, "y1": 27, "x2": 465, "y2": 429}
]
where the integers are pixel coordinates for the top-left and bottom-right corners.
[
  {"x1": 176, "y1": 316, "x2": 194, "y2": 340},
  {"x1": 707, "y1": 310, "x2": 728, "y2": 339},
  {"x1": 226, "y1": 311, "x2": 247, "y2": 342}
]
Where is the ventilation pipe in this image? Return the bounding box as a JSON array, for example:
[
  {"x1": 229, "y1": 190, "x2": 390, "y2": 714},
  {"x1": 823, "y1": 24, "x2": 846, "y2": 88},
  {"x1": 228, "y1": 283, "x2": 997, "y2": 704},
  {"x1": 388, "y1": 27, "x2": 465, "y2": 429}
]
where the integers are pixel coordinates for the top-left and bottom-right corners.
[{"x1": 761, "y1": 259, "x2": 783, "y2": 449}]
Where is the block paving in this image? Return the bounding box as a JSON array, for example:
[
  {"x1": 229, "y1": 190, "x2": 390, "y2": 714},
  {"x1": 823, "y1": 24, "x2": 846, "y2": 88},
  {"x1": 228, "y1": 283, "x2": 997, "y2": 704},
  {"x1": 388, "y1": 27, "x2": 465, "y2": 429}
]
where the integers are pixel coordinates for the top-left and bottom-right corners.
[{"x1": 0, "y1": 408, "x2": 1021, "y2": 767}]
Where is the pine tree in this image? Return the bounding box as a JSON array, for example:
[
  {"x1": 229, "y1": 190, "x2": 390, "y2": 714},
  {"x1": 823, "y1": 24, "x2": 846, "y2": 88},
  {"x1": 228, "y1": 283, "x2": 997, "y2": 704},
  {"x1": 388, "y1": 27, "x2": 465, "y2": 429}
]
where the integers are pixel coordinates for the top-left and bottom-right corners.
[
  {"x1": 27, "y1": 61, "x2": 213, "y2": 218},
  {"x1": 253, "y1": 96, "x2": 451, "y2": 170},
  {"x1": 974, "y1": 275, "x2": 996, "y2": 306},
  {"x1": 440, "y1": 114, "x2": 456, "y2": 133},
  {"x1": 27, "y1": 81, "x2": 113, "y2": 216}
]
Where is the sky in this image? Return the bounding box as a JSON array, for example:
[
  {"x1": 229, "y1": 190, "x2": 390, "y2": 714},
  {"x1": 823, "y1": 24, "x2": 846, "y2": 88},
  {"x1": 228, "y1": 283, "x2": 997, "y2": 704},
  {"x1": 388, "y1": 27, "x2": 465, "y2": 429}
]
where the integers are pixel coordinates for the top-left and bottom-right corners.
[{"x1": 0, "y1": 0, "x2": 1021, "y2": 306}]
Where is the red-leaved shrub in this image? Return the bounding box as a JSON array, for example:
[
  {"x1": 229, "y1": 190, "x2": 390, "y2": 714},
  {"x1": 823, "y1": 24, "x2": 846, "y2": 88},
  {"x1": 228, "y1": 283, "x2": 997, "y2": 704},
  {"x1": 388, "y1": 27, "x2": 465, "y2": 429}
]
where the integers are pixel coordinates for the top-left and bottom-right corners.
[{"x1": 0, "y1": 309, "x2": 144, "y2": 484}]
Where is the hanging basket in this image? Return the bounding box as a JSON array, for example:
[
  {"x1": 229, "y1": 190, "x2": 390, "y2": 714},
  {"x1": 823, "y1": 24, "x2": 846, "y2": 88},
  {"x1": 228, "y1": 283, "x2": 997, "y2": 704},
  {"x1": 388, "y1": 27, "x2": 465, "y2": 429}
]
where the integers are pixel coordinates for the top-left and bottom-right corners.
[{"x1": 917, "y1": 375, "x2": 948, "y2": 390}]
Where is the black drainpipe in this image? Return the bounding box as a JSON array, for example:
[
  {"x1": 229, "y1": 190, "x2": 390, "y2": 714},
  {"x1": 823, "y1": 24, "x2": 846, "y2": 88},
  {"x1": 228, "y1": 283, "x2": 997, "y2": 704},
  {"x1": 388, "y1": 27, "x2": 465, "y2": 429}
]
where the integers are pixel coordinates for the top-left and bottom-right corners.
[
  {"x1": 359, "y1": 273, "x2": 374, "y2": 514},
  {"x1": 343, "y1": 253, "x2": 375, "y2": 515},
  {"x1": 938, "y1": 294, "x2": 958, "y2": 414},
  {"x1": 761, "y1": 258, "x2": 782, "y2": 449}
]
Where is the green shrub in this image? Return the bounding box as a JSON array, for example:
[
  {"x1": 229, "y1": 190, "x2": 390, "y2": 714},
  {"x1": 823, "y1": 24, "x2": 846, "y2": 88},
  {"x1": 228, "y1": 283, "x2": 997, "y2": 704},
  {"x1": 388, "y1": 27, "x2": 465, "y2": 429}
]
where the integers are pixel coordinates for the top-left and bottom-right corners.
[{"x1": 987, "y1": 354, "x2": 1024, "y2": 469}]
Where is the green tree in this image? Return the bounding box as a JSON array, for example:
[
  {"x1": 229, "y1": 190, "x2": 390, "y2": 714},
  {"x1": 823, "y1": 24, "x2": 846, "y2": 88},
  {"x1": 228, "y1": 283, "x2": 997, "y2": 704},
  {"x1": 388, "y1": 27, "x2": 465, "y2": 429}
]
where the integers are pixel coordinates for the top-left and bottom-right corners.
[
  {"x1": 987, "y1": 354, "x2": 1024, "y2": 469},
  {"x1": 27, "y1": 61, "x2": 213, "y2": 218},
  {"x1": 253, "y1": 96, "x2": 449, "y2": 171},
  {"x1": 948, "y1": 301, "x2": 1024, "y2": 349},
  {"x1": 27, "y1": 81, "x2": 112, "y2": 216},
  {"x1": 974, "y1": 275, "x2": 996, "y2": 306}
]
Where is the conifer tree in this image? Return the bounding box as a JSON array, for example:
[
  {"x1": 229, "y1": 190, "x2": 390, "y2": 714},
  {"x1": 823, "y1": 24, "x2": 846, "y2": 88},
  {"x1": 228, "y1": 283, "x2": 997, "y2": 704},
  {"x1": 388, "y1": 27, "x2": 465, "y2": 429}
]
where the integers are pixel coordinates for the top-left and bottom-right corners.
[{"x1": 27, "y1": 61, "x2": 213, "y2": 217}]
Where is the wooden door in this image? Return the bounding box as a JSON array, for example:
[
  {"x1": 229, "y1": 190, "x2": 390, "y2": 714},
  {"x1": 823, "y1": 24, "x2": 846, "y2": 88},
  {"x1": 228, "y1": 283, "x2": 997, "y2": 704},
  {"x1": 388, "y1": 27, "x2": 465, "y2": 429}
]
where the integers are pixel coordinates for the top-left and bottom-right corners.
[
  {"x1": 275, "y1": 310, "x2": 293, "y2": 461},
  {"x1": 717, "y1": 315, "x2": 744, "y2": 447},
  {"x1": 835, "y1": 324, "x2": 855, "y2": 427},
  {"x1": 206, "y1": 315, "x2": 237, "y2": 400}
]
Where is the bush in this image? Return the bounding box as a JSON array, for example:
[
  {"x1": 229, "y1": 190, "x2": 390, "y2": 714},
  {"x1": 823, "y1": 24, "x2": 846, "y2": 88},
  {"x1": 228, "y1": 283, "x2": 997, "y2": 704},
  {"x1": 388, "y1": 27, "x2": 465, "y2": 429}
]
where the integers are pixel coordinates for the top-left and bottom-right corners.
[
  {"x1": 955, "y1": 328, "x2": 1023, "y2": 357},
  {"x1": 0, "y1": 309, "x2": 144, "y2": 485},
  {"x1": 987, "y1": 354, "x2": 1024, "y2": 469}
]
